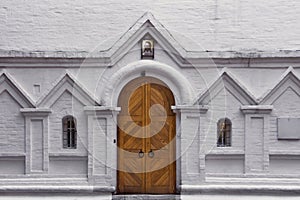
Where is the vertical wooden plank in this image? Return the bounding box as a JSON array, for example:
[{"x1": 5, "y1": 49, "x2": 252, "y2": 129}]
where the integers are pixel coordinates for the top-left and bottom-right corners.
[
  {"x1": 118, "y1": 83, "x2": 146, "y2": 194},
  {"x1": 145, "y1": 83, "x2": 150, "y2": 193},
  {"x1": 146, "y1": 83, "x2": 176, "y2": 194}
]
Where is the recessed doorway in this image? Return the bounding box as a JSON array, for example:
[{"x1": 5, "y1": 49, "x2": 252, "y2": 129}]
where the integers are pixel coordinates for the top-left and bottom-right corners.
[{"x1": 117, "y1": 77, "x2": 176, "y2": 194}]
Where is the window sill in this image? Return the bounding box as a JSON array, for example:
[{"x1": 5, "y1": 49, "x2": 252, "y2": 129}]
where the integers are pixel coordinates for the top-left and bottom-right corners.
[
  {"x1": 207, "y1": 149, "x2": 245, "y2": 155},
  {"x1": 49, "y1": 152, "x2": 87, "y2": 157}
]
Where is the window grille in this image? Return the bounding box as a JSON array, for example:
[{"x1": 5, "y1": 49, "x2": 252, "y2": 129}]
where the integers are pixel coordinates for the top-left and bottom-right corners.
[
  {"x1": 62, "y1": 116, "x2": 77, "y2": 149},
  {"x1": 217, "y1": 118, "x2": 231, "y2": 147}
]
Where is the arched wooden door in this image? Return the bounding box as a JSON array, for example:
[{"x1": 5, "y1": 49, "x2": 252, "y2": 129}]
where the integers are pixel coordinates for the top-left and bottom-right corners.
[{"x1": 117, "y1": 78, "x2": 176, "y2": 194}]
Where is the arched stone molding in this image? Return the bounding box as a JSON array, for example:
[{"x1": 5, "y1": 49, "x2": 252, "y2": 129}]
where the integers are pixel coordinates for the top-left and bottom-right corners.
[{"x1": 102, "y1": 60, "x2": 195, "y2": 107}]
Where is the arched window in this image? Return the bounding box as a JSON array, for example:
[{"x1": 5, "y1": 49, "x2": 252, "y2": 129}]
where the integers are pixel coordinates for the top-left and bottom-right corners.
[
  {"x1": 62, "y1": 116, "x2": 77, "y2": 149},
  {"x1": 217, "y1": 118, "x2": 231, "y2": 147}
]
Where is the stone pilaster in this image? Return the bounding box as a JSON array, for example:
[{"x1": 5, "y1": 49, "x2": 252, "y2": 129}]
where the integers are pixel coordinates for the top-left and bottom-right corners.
[
  {"x1": 172, "y1": 105, "x2": 208, "y2": 186},
  {"x1": 84, "y1": 106, "x2": 120, "y2": 188},
  {"x1": 240, "y1": 105, "x2": 273, "y2": 174},
  {"x1": 20, "y1": 108, "x2": 51, "y2": 174}
]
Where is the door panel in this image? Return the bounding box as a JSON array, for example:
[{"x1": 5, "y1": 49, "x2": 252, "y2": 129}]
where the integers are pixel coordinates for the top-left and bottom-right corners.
[
  {"x1": 117, "y1": 80, "x2": 176, "y2": 194},
  {"x1": 118, "y1": 84, "x2": 145, "y2": 193},
  {"x1": 146, "y1": 116, "x2": 176, "y2": 193}
]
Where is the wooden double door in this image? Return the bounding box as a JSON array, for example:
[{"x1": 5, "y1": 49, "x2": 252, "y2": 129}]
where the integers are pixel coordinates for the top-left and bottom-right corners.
[{"x1": 117, "y1": 79, "x2": 176, "y2": 194}]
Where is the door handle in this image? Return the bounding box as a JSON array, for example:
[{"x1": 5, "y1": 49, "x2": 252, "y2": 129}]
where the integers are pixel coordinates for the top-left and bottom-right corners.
[
  {"x1": 138, "y1": 149, "x2": 144, "y2": 158},
  {"x1": 148, "y1": 149, "x2": 154, "y2": 158}
]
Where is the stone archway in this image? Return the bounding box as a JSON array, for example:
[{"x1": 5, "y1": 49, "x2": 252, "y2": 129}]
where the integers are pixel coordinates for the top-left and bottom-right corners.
[
  {"x1": 97, "y1": 60, "x2": 195, "y2": 194},
  {"x1": 102, "y1": 60, "x2": 195, "y2": 107}
]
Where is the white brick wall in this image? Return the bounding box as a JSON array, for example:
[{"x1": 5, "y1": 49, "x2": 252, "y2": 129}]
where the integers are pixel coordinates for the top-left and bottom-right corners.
[
  {"x1": 0, "y1": 91, "x2": 24, "y2": 153},
  {"x1": 203, "y1": 88, "x2": 245, "y2": 153},
  {"x1": 49, "y1": 91, "x2": 88, "y2": 154},
  {"x1": 1, "y1": 2, "x2": 300, "y2": 195},
  {"x1": 269, "y1": 87, "x2": 300, "y2": 151},
  {"x1": 0, "y1": 0, "x2": 299, "y2": 52}
]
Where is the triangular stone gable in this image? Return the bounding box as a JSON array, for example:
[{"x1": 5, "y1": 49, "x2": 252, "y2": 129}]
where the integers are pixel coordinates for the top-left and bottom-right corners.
[
  {"x1": 105, "y1": 12, "x2": 187, "y2": 66},
  {"x1": 0, "y1": 72, "x2": 35, "y2": 108},
  {"x1": 37, "y1": 73, "x2": 98, "y2": 108},
  {"x1": 0, "y1": 90, "x2": 22, "y2": 108},
  {"x1": 272, "y1": 87, "x2": 300, "y2": 108},
  {"x1": 260, "y1": 67, "x2": 300, "y2": 104},
  {"x1": 196, "y1": 70, "x2": 257, "y2": 105},
  {"x1": 51, "y1": 89, "x2": 84, "y2": 110}
]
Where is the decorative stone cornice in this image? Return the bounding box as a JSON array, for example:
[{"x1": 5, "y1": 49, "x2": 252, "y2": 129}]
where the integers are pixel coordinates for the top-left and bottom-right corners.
[
  {"x1": 0, "y1": 185, "x2": 115, "y2": 193},
  {"x1": 180, "y1": 184, "x2": 300, "y2": 194},
  {"x1": 171, "y1": 105, "x2": 208, "y2": 114},
  {"x1": 240, "y1": 105, "x2": 273, "y2": 114},
  {"x1": 84, "y1": 106, "x2": 121, "y2": 115},
  {"x1": 20, "y1": 108, "x2": 51, "y2": 116},
  {"x1": 1, "y1": 11, "x2": 300, "y2": 68}
]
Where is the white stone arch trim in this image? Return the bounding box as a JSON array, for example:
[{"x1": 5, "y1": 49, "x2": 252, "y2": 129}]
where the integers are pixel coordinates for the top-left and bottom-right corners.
[{"x1": 102, "y1": 60, "x2": 195, "y2": 106}]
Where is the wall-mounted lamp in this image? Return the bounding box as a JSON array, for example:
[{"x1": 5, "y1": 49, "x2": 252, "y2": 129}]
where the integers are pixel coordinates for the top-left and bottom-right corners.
[{"x1": 141, "y1": 39, "x2": 154, "y2": 59}]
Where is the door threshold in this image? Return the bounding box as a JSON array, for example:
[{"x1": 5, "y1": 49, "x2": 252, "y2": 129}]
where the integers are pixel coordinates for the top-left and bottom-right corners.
[{"x1": 112, "y1": 194, "x2": 181, "y2": 200}]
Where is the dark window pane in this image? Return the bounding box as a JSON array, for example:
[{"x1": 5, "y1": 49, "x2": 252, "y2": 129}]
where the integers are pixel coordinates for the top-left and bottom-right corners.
[
  {"x1": 62, "y1": 116, "x2": 77, "y2": 149},
  {"x1": 217, "y1": 118, "x2": 231, "y2": 147}
]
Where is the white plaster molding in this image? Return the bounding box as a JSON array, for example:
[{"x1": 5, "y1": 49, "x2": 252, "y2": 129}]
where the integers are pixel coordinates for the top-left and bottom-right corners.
[
  {"x1": 171, "y1": 105, "x2": 208, "y2": 114},
  {"x1": 0, "y1": 185, "x2": 115, "y2": 193},
  {"x1": 49, "y1": 152, "x2": 87, "y2": 157},
  {"x1": 180, "y1": 184, "x2": 300, "y2": 194},
  {"x1": 20, "y1": 108, "x2": 52, "y2": 116},
  {"x1": 103, "y1": 60, "x2": 195, "y2": 106},
  {"x1": 269, "y1": 150, "x2": 300, "y2": 155},
  {"x1": 2, "y1": 57, "x2": 300, "y2": 69},
  {"x1": 84, "y1": 106, "x2": 120, "y2": 115},
  {"x1": 207, "y1": 149, "x2": 245, "y2": 155},
  {"x1": 84, "y1": 106, "x2": 121, "y2": 111},
  {"x1": 0, "y1": 153, "x2": 25, "y2": 157},
  {"x1": 1, "y1": 50, "x2": 300, "y2": 60},
  {"x1": 240, "y1": 105, "x2": 273, "y2": 114}
]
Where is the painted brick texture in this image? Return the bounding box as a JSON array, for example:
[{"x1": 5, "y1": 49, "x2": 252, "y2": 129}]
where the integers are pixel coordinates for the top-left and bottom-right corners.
[
  {"x1": 0, "y1": 0, "x2": 299, "y2": 52},
  {"x1": 0, "y1": 91, "x2": 24, "y2": 153},
  {"x1": 1, "y1": 1, "x2": 300, "y2": 194},
  {"x1": 270, "y1": 87, "x2": 300, "y2": 151},
  {"x1": 202, "y1": 88, "x2": 245, "y2": 153},
  {"x1": 49, "y1": 91, "x2": 88, "y2": 154}
]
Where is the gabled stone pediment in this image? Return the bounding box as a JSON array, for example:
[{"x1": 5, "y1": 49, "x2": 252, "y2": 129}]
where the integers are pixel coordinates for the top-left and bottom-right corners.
[
  {"x1": 260, "y1": 67, "x2": 300, "y2": 104},
  {"x1": 103, "y1": 12, "x2": 188, "y2": 66},
  {"x1": 196, "y1": 69, "x2": 257, "y2": 105},
  {"x1": 37, "y1": 72, "x2": 99, "y2": 108},
  {"x1": 0, "y1": 71, "x2": 35, "y2": 108}
]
